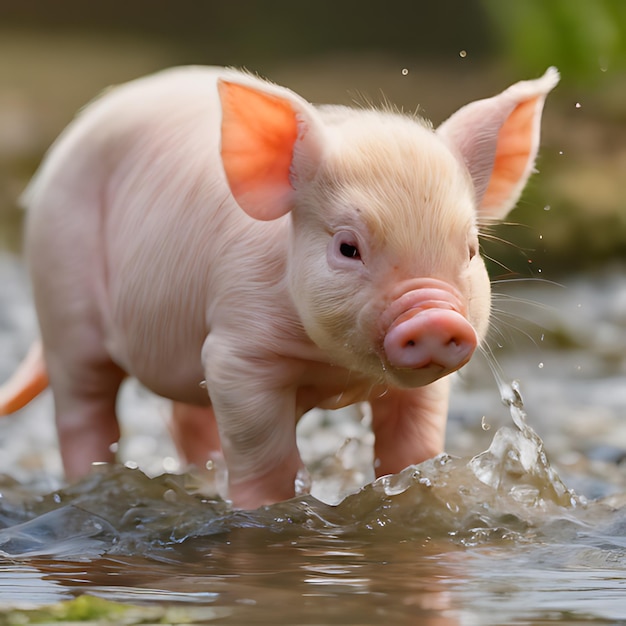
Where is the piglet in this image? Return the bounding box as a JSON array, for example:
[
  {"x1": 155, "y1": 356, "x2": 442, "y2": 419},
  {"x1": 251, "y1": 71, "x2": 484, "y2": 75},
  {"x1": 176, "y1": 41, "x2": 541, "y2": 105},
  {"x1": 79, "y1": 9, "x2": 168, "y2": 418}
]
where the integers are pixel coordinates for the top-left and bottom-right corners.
[{"x1": 0, "y1": 66, "x2": 558, "y2": 509}]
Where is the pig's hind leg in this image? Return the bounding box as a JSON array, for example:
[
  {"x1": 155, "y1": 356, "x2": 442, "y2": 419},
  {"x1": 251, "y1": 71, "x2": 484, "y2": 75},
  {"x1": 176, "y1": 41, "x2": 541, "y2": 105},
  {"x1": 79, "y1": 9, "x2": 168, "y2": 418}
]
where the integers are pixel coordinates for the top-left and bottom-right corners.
[
  {"x1": 170, "y1": 402, "x2": 223, "y2": 469},
  {"x1": 46, "y1": 347, "x2": 127, "y2": 481},
  {"x1": 369, "y1": 377, "x2": 450, "y2": 476},
  {"x1": 27, "y1": 212, "x2": 126, "y2": 480}
]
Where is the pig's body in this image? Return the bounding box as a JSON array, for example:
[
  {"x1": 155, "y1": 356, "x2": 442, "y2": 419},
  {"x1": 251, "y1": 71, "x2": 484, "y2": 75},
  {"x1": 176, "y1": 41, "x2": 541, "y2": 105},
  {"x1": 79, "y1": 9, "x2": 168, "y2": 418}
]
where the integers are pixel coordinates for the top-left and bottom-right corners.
[
  {"x1": 5, "y1": 66, "x2": 558, "y2": 508},
  {"x1": 28, "y1": 68, "x2": 297, "y2": 405}
]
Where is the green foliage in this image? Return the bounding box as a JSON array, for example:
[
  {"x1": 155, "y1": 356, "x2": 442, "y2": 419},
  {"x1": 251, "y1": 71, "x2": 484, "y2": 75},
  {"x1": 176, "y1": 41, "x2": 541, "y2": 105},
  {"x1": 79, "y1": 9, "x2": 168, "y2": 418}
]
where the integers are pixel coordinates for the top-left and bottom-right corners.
[
  {"x1": 0, "y1": 594, "x2": 227, "y2": 624},
  {"x1": 482, "y1": 0, "x2": 626, "y2": 83},
  {"x1": 1, "y1": 596, "x2": 128, "y2": 624}
]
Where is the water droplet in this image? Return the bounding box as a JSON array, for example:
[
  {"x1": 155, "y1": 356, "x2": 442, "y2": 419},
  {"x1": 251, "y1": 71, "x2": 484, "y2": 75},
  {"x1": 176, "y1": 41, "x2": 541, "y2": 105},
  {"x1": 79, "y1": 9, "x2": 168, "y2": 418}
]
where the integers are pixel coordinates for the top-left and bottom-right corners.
[
  {"x1": 537, "y1": 268, "x2": 542, "y2": 273},
  {"x1": 500, "y1": 379, "x2": 524, "y2": 409},
  {"x1": 459, "y1": 50, "x2": 467, "y2": 58},
  {"x1": 538, "y1": 362, "x2": 544, "y2": 369},
  {"x1": 446, "y1": 500, "x2": 460, "y2": 513},
  {"x1": 540, "y1": 333, "x2": 545, "y2": 342},
  {"x1": 401, "y1": 68, "x2": 409, "y2": 76},
  {"x1": 124, "y1": 460, "x2": 139, "y2": 470},
  {"x1": 481, "y1": 415, "x2": 491, "y2": 431},
  {"x1": 163, "y1": 456, "x2": 179, "y2": 472},
  {"x1": 544, "y1": 205, "x2": 551, "y2": 211},
  {"x1": 163, "y1": 489, "x2": 177, "y2": 503},
  {"x1": 295, "y1": 467, "x2": 312, "y2": 496},
  {"x1": 539, "y1": 234, "x2": 543, "y2": 239},
  {"x1": 199, "y1": 379, "x2": 207, "y2": 389},
  {"x1": 559, "y1": 150, "x2": 564, "y2": 155},
  {"x1": 575, "y1": 102, "x2": 582, "y2": 109}
]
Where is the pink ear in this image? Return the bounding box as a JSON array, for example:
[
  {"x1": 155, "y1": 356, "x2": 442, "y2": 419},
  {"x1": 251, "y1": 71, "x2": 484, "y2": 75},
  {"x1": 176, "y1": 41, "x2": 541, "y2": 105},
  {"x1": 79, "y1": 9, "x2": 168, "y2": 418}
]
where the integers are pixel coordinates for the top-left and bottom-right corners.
[
  {"x1": 218, "y1": 79, "x2": 307, "y2": 221},
  {"x1": 437, "y1": 67, "x2": 559, "y2": 221}
]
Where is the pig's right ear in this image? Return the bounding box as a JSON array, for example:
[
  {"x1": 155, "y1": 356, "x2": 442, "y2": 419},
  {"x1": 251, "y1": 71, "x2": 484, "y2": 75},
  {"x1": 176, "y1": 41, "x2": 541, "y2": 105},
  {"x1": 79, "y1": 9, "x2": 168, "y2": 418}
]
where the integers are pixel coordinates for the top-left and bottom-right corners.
[
  {"x1": 437, "y1": 67, "x2": 559, "y2": 222},
  {"x1": 218, "y1": 79, "x2": 324, "y2": 221}
]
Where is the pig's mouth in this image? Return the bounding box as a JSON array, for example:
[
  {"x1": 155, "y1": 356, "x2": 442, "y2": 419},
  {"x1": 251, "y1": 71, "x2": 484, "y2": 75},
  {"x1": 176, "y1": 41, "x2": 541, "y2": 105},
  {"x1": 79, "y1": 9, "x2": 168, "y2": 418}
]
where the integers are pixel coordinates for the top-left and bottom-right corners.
[{"x1": 381, "y1": 361, "x2": 450, "y2": 389}]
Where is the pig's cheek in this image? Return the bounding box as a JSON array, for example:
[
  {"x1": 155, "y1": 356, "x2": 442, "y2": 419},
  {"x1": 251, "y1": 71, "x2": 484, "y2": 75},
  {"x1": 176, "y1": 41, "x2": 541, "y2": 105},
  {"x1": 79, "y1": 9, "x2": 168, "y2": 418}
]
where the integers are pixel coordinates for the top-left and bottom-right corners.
[
  {"x1": 465, "y1": 260, "x2": 492, "y2": 343},
  {"x1": 288, "y1": 256, "x2": 355, "y2": 347}
]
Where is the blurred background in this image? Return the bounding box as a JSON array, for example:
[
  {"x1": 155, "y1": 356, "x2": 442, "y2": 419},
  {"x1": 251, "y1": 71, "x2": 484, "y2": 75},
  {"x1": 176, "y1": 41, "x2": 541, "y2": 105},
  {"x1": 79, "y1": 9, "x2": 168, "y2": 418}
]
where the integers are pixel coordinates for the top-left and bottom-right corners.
[
  {"x1": 1, "y1": 6, "x2": 626, "y2": 619},
  {"x1": 1, "y1": 0, "x2": 626, "y2": 491},
  {"x1": 1, "y1": 0, "x2": 625, "y2": 272}
]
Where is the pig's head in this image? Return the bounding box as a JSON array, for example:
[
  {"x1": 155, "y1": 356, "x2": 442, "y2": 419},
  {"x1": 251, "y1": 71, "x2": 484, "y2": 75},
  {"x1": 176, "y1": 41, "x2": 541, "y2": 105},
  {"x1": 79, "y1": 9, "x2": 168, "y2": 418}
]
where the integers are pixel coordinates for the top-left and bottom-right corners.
[{"x1": 218, "y1": 68, "x2": 559, "y2": 388}]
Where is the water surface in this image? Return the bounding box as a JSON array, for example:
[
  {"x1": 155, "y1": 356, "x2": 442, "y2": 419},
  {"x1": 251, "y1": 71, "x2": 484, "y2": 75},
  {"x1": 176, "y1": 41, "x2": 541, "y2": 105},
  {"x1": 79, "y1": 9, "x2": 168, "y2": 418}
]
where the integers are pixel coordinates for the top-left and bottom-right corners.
[{"x1": 0, "y1": 379, "x2": 625, "y2": 624}]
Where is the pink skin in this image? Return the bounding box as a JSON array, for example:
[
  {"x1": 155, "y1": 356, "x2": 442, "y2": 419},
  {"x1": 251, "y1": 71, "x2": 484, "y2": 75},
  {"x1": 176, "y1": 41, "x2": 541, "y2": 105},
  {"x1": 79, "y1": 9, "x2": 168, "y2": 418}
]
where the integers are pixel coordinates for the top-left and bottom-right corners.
[
  {"x1": 384, "y1": 309, "x2": 476, "y2": 371},
  {"x1": 2, "y1": 66, "x2": 559, "y2": 509},
  {"x1": 379, "y1": 281, "x2": 477, "y2": 374}
]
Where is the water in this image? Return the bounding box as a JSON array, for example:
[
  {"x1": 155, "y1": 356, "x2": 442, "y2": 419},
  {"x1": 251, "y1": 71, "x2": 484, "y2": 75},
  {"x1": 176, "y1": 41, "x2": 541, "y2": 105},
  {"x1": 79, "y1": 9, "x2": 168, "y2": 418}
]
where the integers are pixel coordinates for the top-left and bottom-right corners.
[
  {"x1": 0, "y1": 366, "x2": 625, "y2": 624},
  {"x1": 0, "y1": 440, "x2": 624, "y2": 624}
]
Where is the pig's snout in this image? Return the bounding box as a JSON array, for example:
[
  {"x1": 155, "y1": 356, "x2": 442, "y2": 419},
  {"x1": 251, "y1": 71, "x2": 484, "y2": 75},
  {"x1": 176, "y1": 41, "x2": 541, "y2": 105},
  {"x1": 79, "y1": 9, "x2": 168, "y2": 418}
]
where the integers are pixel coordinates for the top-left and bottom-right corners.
[
  {"x1": 381, "y1": 286, "x2": 477, "y2": 374},
  {"x1": 384, "y1": 309, "x2": 477, "y2": 371}
]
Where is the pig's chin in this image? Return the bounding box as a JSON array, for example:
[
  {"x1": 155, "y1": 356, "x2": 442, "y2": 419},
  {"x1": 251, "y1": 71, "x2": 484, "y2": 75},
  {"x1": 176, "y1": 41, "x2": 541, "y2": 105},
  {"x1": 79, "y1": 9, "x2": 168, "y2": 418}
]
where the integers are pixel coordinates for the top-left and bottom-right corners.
[{"x1": 383, "y1": 362, "x2": 456, "y2": 389}]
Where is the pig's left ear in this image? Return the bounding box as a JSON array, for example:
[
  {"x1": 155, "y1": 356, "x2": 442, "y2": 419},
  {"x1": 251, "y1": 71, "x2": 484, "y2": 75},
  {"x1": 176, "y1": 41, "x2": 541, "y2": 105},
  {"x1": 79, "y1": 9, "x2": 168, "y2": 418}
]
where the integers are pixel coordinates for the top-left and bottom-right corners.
[
  {"x1": 218, "y1": 78, "x2": 325, "y2": 221},
  {"x1": 437, "y1": 67, "x2": 559, "y2": 221}
]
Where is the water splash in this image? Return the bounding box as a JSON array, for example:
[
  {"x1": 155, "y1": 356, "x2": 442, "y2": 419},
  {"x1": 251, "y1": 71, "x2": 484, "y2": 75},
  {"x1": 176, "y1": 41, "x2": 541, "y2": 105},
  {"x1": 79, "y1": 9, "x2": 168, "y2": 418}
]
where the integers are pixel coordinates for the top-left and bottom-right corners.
[
  {"x1": 0, "y1": 380, "x2": 591, "y2": 560},
  {"x1": 469, "y1": 380, "x2": 581, "y2": 510}
]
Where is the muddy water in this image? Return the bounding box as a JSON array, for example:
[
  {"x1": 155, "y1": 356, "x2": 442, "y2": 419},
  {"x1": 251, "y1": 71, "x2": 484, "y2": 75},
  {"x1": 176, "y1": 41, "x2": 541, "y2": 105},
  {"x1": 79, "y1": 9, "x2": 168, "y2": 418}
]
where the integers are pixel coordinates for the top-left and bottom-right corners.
[{"x1": 1, "y1": 253, "x2": 626, "y2": 624}]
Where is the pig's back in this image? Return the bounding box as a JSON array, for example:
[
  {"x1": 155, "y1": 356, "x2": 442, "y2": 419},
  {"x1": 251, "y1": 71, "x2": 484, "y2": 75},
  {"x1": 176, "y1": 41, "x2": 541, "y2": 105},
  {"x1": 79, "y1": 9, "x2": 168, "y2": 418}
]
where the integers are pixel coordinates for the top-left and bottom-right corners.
[{"x1": 25, "y1": 67, "x2": 289, "y2": 402}]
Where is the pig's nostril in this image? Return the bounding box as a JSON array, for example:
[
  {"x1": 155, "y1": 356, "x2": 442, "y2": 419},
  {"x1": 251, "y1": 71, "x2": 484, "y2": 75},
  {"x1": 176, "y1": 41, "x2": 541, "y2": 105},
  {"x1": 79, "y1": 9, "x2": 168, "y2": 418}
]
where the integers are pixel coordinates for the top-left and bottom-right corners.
[{"x1": 405, "y1": 339, "x2": 416, "y2": 347}]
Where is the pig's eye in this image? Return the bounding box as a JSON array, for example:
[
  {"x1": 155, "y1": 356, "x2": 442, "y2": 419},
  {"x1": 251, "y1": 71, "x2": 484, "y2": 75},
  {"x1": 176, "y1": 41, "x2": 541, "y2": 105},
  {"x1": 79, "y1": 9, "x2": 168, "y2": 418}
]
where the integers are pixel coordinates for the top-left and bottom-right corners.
[
  {"x1": 328, "y1": 231, "x2": 365, "y2": 269},
  {"x1": 340, "y1": 242, "x2": 361, "y2": 260},
  {"x1": 468, "y1": 243, "x2": 478, "y2": 261}
]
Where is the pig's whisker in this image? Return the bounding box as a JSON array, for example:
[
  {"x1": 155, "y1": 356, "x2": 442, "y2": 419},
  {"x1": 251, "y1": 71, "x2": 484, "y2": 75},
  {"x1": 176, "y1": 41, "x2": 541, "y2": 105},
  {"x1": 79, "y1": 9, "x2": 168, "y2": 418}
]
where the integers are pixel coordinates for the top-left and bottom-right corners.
[
  {"x1": 479, "y1": 231, "x2": 526, "y2": 250},
  {"x1": 477, "y1": 342, "x2": 507, "y2": 391},
  {"x1": 491, "y1": 277, "x2": 564, "y2": 288},
  {"x1": 372, "y1": 359, "x2": 390, "y2": 397},
  {"x1": 479, "y1": 218, "x2": 534, "y2": 231},
  {"x1": 491, "y1": 291, "x2": 556, "y2": 314},
  {"x1": 374, "y1": 384, "x2": 389, "y2": 399},
  {"x1": 482, "y1": 253, "x2": 516, "y2": 275},
  {"x1": 489, "y1": 309, "x2": 544, "y2": 350},
  {"x1": 479, "y1": 224, "x2": 537, "y2": 265}
]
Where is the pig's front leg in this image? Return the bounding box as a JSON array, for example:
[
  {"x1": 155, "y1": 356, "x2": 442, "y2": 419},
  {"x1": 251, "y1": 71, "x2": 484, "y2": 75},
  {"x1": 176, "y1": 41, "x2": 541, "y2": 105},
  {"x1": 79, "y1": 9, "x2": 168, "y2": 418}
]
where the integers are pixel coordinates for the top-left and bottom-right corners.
[
  {"x1": 202, "y1": 335, "x2": 303, "y2": 509},
  {"x1": 369, "y1": 377, "x2": 450, "y2": 477}
]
